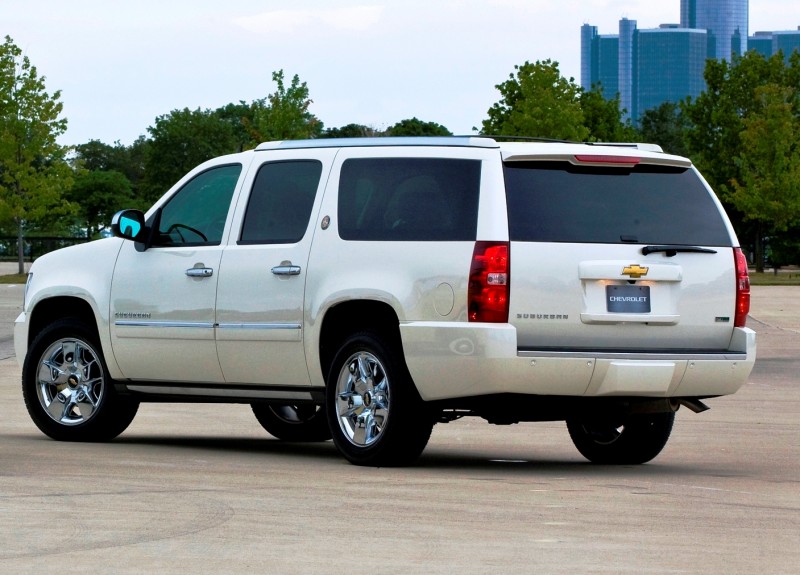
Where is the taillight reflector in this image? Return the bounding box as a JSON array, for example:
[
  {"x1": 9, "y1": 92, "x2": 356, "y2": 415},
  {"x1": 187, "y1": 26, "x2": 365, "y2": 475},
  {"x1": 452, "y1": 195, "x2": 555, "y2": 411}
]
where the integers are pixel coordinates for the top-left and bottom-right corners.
[
  {"x1": 469, "y1": 241, "x2": 509, "y2": 323},
  {"x1": 734, "y1": 247, "x2": 750, "y2": 328}
]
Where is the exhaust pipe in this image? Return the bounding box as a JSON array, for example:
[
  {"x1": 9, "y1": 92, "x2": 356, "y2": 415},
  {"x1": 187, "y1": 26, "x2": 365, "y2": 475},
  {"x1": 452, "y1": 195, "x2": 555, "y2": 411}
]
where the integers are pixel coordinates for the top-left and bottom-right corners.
[{"x1": 679, "y1": 398, "x2": 710, "y2": 413}]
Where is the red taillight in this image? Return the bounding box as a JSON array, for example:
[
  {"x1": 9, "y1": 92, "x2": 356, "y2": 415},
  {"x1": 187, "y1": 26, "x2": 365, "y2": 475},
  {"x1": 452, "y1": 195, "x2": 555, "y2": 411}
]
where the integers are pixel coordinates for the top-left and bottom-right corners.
[
  {"x1": 734, "y1": 247, "x2": 750, "y2": 328},
  {"x1": 468, "y1": 241, "x2": 509, "y2": 323}
]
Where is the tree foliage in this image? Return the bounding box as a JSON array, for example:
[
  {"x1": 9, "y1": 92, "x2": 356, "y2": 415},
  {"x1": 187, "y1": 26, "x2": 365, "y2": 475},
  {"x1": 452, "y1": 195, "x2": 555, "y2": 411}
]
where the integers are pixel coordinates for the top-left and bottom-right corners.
[
  {"x1": 580, "y1": 86, "x2": 636, "y2": 142},
  {"x1": 0, "y1": 35, "x2": 74, "y2": 271},
  {"x1": 729, "y1": 84, "x2": 800, "y2": 270},
  {"x1": 637, "y1": 102, "x2": 689, "y2": 156},
  {"x1": 481, "y1": 59, "x2": 588, "y2": 141},
  {"x1": 321, "y1": 123, "x2": 380, "y2": 138},
  {"x1": 141, "y1": 107, "x2": 239, "y2": 203},
  {"x1": 247, "y1": 70, "x2": 323, "y2": 143},
  {"x1": 683, "y1": 50, "x2": 800, "y2": 269},
  {"x1": 387, "y1": 117, "x2": 451, "y2": 136},
  {"x1": 67, "y1": 169, "x2": 135, "y2": 238}
]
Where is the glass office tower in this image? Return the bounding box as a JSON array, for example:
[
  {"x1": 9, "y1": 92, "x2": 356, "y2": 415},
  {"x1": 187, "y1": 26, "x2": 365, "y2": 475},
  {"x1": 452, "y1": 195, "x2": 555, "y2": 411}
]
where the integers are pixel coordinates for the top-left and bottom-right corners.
[
  {"x1": 580, "y1": 24, "x2": 619, "y2": 97},
  {"x1": 681, "y1": 0, "x2": 748, "y2": 59},
  {"x1": 634, "y1": 27, "x2": 708, "y2": 120}
]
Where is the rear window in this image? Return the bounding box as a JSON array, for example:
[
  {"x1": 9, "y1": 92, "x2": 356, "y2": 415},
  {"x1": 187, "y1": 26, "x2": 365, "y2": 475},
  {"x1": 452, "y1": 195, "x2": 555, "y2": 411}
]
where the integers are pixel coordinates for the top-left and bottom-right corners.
[
  {"x1": 338, "y1": 157, "x2": 481, "y2": 241},
  {"x1": 504, "y1": 161, "x2": 732, "y2": 246}
]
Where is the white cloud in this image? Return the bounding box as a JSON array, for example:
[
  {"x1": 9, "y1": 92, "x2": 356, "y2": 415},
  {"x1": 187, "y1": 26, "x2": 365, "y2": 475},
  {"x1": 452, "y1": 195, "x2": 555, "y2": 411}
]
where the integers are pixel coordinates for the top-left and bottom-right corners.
[{"x1": 233, "y1": 5, "x2": 384, "y2": 35}]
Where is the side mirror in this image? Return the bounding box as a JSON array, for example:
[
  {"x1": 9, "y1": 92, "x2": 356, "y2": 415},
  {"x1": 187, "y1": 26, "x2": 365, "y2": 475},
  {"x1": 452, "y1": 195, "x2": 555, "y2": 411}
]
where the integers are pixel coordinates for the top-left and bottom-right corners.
[{"x1": 111, "y1": 209, "x2": 146, "y2": 242}]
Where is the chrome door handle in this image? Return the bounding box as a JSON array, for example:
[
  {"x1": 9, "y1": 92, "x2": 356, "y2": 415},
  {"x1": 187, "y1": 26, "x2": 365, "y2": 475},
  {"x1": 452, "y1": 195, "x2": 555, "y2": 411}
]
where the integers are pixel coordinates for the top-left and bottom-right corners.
[
  {"x1": 271, "y1": 265, "x2": 301, "y2": 276},
  {"x1": 186, "y1": 267, "x2": 213, "y2": 278}
]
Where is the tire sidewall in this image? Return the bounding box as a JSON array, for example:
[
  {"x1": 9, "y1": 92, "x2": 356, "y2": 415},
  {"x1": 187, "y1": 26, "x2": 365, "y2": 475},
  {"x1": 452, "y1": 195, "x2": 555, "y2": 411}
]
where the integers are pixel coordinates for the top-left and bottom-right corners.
[
  {"x1": 22, "y1": 318, "x2": 135, "y2": 442},
  {"x1": 567, "y1": 411, "x2": 675, "y2": 465},
  {"x1": 325, "y1": 331, "x2": 431, "y2": 466},
  {"x1": 251, "y1": 403, "x2": 331, "y2": 442}
]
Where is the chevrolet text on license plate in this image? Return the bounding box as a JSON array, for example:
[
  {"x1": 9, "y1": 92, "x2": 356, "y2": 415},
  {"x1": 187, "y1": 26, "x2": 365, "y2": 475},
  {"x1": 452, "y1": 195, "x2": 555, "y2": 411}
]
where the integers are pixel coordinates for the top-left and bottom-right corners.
[{"x1": 606, "y1": 285, "x2": 651, "y2": 313}]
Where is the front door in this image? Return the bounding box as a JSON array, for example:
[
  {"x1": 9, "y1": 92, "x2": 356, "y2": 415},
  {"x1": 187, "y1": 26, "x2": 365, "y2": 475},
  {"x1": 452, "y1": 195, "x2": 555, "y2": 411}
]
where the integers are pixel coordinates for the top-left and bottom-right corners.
[{"x1": 110, "y1": 163, "x2": 244, "y2": 382}]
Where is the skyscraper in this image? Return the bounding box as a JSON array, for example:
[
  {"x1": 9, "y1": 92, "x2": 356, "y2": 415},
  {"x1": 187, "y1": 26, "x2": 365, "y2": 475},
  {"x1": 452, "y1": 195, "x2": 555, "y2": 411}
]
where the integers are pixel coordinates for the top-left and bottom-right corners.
[
  {"x1": 634, "y1": 27, "x2": 708, "y2": 120},
  {"x1": 680, "y1": 0, "x2": 748, "y2": 60}
]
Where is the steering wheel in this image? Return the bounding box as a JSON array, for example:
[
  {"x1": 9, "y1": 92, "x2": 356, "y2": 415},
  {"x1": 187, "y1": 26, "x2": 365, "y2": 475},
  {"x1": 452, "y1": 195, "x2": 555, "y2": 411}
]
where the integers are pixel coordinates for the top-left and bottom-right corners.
[{"x1": 166, "y1": 223, "x2": 208, "y2": 243}]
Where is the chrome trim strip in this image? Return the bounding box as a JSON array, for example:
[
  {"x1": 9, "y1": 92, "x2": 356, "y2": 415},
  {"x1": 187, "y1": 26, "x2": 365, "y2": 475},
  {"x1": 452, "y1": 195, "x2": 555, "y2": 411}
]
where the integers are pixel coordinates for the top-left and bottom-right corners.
[
  {"x1": 216, "y1": 323, "x2": 301, "y2": 331},
  {"x1": 115, "y1": 320, "x2": 215, "y2": 329},
  {"x1": 126, "y1": 385, "x2": 315, "y2": 401},
  {"x1": 517, "y1": 350, "x2": 748, "y2": 361}
]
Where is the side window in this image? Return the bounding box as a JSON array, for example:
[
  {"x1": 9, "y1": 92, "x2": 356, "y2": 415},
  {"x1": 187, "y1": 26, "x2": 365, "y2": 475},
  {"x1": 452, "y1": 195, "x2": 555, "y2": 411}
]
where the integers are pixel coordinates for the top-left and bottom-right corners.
[
  {"x1": 239, "y1": 160, "x2": 323, "y2": 244},
  {"x1": 155, "y1": 164, "x2": 242, "y2": 247},
  {"x1": 338, "y1": 158, "x2": 481, "y2": 241}
]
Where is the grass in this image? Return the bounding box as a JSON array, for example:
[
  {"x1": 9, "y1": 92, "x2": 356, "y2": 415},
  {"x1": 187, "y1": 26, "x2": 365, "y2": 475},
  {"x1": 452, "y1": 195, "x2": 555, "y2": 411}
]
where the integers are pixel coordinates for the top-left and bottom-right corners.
[
  {"x1": 0, "y1": 274, "x2": 27, "y2": 284},
  {"x1": 749, "y1": 272, "x2": 800, "y2": 286}
]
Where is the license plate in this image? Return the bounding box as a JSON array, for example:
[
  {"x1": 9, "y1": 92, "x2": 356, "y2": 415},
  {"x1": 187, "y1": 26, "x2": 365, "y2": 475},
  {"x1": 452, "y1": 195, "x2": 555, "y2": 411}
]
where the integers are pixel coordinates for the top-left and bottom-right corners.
[{"x1": 607, "y1": 285, "x2": 651, "y2": 313}]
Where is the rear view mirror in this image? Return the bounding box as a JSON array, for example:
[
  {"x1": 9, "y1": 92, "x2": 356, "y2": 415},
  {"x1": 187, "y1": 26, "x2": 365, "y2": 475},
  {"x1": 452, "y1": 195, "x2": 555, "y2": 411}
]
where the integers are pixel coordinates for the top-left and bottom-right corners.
[{"x1": 111, "y1": 209, "x2": 146, "y2": 242}]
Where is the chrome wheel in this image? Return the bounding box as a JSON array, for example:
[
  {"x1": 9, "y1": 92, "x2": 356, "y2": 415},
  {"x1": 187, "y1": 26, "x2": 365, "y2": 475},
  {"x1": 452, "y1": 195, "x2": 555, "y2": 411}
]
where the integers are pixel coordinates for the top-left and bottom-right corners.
[
  {"x1": 35, "y1": 337, "x2": 105, "y2": 426},
  {"x1": 326, "y1": 331, "x2": 433, "y2": 466},
  {"x1": 334, "y1": 350, "x2": 390, "y2": 448}
]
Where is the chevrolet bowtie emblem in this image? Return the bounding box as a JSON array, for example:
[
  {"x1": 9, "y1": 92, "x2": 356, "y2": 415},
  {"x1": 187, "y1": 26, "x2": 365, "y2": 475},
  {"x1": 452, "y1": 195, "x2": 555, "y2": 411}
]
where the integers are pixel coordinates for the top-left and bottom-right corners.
[{"x1": 622, "y1": 264, "x2": 649, "y2": 278}]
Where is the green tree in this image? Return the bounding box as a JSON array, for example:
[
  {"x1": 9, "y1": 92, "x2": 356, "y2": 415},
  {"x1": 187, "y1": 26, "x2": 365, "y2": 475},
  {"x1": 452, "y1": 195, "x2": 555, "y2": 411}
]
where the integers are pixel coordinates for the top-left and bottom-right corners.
[
  {"x1": 67, "y1": 169, "x2": 135, "y2": 238},
  {"x1": 481, "y1": 59, "x2": 588, "y2": 141},
  {"x1": 215, "y1": 100, "x2": 256, "y2": 152},
  {"x1": 321, "y1": 123, "x2": 381, "y2": 138},
  {"x1": 74, "y1": 138, "x2": 147, "y2": 196},
  {"x1": 141, "y1": 107, "x2": 238, "y2": 203},
  {"x1": 637, "y1": 102, "x2": 690, "y2": 156},
  {"x1": 248, "y1": 70, "x2": 323, "y2": 143},
  {"x1": 387, "y1": 117, "x2": 451, "y2": 136},
  {"x1": 683, "y1": 51, "x2": 797, "y2": 195},
  {"x1": 0, "y1": 35, "x2": 74, "y2": 272},
  {"x1": 683, "y1": 51, "x2": 800, "y2": 264},
  {"x1": 580, "y1": 86, "x2": 636, "y2": 142},
  {"x1": 729, "y1": 84, "x2": 800, "y2": 271}
]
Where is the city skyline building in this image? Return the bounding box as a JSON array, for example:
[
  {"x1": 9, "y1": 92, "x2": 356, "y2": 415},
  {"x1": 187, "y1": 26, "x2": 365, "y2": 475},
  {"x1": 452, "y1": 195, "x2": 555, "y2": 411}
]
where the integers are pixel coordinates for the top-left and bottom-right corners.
[
  {"x1": 581, "y1": 0, "x2": 799, "y2": 123},
  {"x1": 680, "y1": 0, "x2": 748, "y2": 60}
]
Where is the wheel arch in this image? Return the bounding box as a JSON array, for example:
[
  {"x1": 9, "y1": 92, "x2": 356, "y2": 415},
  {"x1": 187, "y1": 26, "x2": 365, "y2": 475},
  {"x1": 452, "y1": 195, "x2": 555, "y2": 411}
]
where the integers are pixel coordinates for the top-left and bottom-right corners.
[
  {"x1": 317, "y1": 299, "x2": 403, "y2": 384},
  {"x1": 27, "y1": 296, "x2": 100, "y2": 347},
  {"x1": 25, "y1": 294, "x2": 128, "y2": 377}
]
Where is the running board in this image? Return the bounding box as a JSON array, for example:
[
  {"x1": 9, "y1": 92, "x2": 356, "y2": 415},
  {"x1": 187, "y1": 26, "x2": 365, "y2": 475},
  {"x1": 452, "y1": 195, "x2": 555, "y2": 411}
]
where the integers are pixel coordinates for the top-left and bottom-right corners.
[{"x1": 123, "y1": 383, "x2": 324, "y2": 403}]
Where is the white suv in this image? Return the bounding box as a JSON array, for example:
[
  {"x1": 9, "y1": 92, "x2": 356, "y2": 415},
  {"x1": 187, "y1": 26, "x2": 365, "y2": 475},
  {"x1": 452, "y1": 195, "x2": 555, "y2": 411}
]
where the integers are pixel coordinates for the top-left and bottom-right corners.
[{"x1": 15, "y1": 137, "x2": 756, "y2": 466}]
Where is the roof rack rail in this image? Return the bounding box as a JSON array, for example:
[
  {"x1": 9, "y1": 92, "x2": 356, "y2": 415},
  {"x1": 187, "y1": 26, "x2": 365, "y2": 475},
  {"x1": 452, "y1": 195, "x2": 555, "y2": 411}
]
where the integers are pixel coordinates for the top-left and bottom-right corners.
[
  {"x1": 255, "y1": 136, "x2": 499, "y2": 151},
  {"x1": 476, "y1": 134, "x2": 574, "y2": 144}
]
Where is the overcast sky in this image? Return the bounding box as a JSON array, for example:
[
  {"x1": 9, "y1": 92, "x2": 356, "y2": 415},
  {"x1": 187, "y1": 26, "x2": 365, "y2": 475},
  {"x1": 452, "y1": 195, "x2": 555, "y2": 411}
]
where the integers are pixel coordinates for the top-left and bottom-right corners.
[{"x1": 5, "y1": 0, "x2": 798, "y2": 146}]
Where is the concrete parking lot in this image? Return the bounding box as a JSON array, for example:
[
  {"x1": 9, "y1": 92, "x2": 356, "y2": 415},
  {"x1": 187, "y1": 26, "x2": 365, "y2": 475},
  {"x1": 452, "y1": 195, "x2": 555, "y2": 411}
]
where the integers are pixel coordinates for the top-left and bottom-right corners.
[{"x1": 0, "y1": 284, "x2": 797, "y2": 574}]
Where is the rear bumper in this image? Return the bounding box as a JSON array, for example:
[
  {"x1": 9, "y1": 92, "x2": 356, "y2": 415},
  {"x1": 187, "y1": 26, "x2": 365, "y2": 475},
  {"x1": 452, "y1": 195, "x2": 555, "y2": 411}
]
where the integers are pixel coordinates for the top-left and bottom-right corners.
[{"x1": 400, "y1": 322, "x2": 756, "y2": 401}]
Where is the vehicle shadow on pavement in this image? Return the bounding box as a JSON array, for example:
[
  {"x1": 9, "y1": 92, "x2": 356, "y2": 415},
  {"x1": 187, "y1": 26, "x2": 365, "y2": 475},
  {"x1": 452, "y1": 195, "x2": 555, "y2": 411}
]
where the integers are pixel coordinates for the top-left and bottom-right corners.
[{"x1": 104, "y1": 433, "x2": 702, "y2": 475}]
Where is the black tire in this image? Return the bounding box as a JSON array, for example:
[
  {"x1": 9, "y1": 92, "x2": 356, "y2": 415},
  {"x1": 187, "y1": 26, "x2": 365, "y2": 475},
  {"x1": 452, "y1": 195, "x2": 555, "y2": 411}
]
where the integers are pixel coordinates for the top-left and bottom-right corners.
[
  {"x1": 251, "y1": 403, "x2": 331, "y2": 442},
  {"x1": 566, "y1": 411, "x2": 675, "y2": 464},
  {"x1": 325, "y1": 331, "x2": 433, "y2": 467},
  {"x1": 22, "y1": 318, "x2": 139, "y2": 442}
]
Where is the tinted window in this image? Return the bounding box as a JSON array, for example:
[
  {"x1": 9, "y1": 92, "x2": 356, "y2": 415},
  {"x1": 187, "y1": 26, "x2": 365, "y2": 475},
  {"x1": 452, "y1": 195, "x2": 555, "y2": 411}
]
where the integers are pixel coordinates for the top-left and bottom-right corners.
[
  {"x1": 240, "y1": 160, "x2": 323, "y2": 244},
  {"x1": 155, "y1": 164, "x2": 242, "y2": 246},
  {"x1": 504, "y1": 161, "x2": 732, "y2": 246},
  {"x1": 338, "y1": 158, "x2": 481, "y2": 241}
]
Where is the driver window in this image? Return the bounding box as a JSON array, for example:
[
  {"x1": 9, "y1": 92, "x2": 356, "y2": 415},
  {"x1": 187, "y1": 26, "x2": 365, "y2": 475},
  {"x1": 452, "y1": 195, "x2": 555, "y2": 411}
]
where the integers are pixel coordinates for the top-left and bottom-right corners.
[{"x1": 154, "y1": 164, "x2": 242, "y2": 247}]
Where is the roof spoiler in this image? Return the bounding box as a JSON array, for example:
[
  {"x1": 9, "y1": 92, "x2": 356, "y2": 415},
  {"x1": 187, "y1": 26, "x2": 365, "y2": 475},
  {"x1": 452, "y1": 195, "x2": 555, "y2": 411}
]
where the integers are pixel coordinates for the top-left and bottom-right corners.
[{"x1": 584, "y1": 142, "x2": 665, "y2": 153}]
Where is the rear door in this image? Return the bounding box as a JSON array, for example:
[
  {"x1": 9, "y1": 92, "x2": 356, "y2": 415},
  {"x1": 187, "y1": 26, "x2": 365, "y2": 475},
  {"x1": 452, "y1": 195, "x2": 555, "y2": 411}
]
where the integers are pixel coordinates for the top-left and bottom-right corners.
[
  {"x1": 214, "y1": 149, "x2": 336, "y2": 386},
  {"x1": 504, "y1": 153, "x2": 739, "y2": 352}
]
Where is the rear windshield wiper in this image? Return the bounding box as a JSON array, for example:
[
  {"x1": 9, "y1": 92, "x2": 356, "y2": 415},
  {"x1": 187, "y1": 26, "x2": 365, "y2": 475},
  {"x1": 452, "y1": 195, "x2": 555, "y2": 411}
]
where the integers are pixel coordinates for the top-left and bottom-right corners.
[{"x1": 642, "y1": 245, "x2": 718, "y2": 257}]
